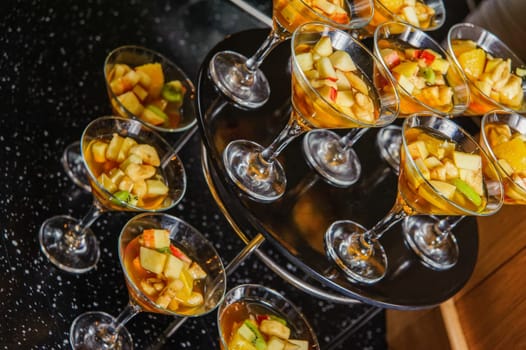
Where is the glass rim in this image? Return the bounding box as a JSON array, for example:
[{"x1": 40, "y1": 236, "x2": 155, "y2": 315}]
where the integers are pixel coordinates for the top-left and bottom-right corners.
[
  {"x1": 216, "y1": 283, "x2": 319, "y2": 349},
  {"x1": 480, "y1": 109, "x2": 526, "y2": 195},
  {"x1": 373, "y1": 20, "x2": 470, "y2": 116},
  {"x1": 401, "y1": 112, "x2": 504, "y2": 216},
  {"x1": 80, "y1": 115, "x2": 187, "y2": 212},
  {"x1": 374, "y1": 0, "x2": 446, "y2": 32},
  {"x1": 290, "y1": 21, "x2": 400, "y2": 128},
  {"x1": 103, "y1": 44, "x2": 197, "y2": 133},
  {"x1": 446, "y1": 22, "x2": 526, "y2": 113},
  {"x1": 118, "y1": 212, "x2": 227, "y2": 318}
]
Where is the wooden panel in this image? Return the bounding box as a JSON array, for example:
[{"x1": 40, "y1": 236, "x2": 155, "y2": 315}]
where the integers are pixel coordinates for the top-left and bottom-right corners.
[
  {"x1": 455, "y1": 247, "x2": 526, "y2": 349},
  {"x1": 386, "y1": 307, "x2": 451, "y2": 350},
  {"x1": 456, "y1": 205, "x2": 526, "y2": 299}
]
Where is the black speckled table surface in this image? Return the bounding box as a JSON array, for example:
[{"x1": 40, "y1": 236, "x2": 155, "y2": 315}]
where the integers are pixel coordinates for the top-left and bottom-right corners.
[
  {"x1": 1, "y1": 0, "x2": 475, "y2": 348},
  {"x1": 0, "y1": 0, "x2": 386, "y2": 349}
]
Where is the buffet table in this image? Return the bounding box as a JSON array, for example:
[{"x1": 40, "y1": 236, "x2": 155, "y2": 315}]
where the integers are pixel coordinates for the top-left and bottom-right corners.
[{"x1": 0, "y1": 0, "x2": 473, "y2": 348}]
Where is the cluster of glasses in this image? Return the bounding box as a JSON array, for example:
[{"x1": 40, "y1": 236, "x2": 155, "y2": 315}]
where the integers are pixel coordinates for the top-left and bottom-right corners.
[
  {"x1": 40, "y1": 0, "x2": 526, "y2": 348},
  {"x1": 213, "y1": 0, "x2": 526, "y2": 287}
]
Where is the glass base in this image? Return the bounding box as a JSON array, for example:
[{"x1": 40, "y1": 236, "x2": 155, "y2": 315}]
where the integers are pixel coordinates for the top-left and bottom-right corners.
[
  {"x1": 325, "y1": 220, "x2": 387, "y2": 284},
  {"x1": 376, "y1": 125, "x2": 402, "y2": 175},
  {"x1": 223, "y1": 140, "x2": 286, "y2": 203},
  {"x1": 62, "y1": 140, "x2": 91, "y2": 192},
  {"x1": 302, "y1": 129, "x2": 361, "y2": 188},
  {"x1": 39, "y1": 215, "x2": 100, "y2": 273},
  {"x1": 208, "y1": 50, "x2": 269, "y2": 110},
  {"x1": 70, "y1": 311, "x2": 133, "y2": 350},
  {"x1": 402, "y1": 216, "x2": 459, "y2": 270}
]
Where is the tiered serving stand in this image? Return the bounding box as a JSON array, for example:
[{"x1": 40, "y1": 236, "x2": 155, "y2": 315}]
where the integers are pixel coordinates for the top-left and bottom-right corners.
[{"x1": 195, "y1": 28, "x2": 479, "y2": 310}]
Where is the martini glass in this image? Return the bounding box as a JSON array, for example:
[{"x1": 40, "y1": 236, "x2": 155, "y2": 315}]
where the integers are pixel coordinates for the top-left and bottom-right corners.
[
  {"x1": 217, "y1": 284, "x2": 319, "y2": 350},
  {"x1": 325, "y1": 114, "x2": 504, "y2": 283},
  {"x1": 62, "y1": 45, "x2": 196, "y2": 192},
  {"x1": 360, "y1": 0, "x2": 445, "y2": 38},
  {"x1": 374, "y1": 21, "x2": 470, "y2": 118},
  {"x1": 404, "y1": 110, "x2": 526, "y2": 269},
  {"x1": 446, "y1": 23, "x2": 526, "y2": 116},
  {"x1": 40, "y1": 116, "x2": 187, "y2": 273},
  {"x1": 208, "y1": 0, "x2": 373, "y2": 109},
  {"x1": 69, "y1": 212, "x2": 227, "y2": 349},
  {"x1": 223, "y1": 22, "x2": 398, "y2": 202}
]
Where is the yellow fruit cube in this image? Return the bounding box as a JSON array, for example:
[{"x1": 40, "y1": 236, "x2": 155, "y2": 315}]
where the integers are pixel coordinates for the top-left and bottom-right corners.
[
  {"x1": 457, "y1": 48, "x2": 486, "y2": 79},
  {"x1": 492, "y1": 137, "x2": 526, "y2": 173}
]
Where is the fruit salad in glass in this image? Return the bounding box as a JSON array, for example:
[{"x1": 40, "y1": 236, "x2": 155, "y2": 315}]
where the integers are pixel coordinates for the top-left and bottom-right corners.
[
  {"x1": 481, "y1": 111, "x2": 526, "y2": 204},
  {"x1": 123, "y1": 228, "x2": 207, "y2": 314},
  {"x1": 84, "y1": 133, "x2": 171, "y2": 211},
  {"x1": 446, "y1": 23, "x2": 526, "y2": 115}
]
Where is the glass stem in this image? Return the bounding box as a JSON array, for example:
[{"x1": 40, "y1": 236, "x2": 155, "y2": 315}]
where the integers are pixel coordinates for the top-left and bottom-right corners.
[
  {"x1": 432, "y1": 215, "x2": 465, "y2": 246},
  {"x1": 96, "y1": 301, "x2": 142, "y2": 346},
  {"x1": 260, "y1": 113, "x2": 306, "y2": 163},
  {"x1": 64, "y1": 200, "x2": 104, "y2": 251},
  {"x1": 340, "y1": 128, "x2": 368, "y2": 150},
  {"x1": 245, "y1": 30, "x2": 284, "y2": 73},
  {"x1": 363, "y1": 202, "x2": 407, "y2": 244}
]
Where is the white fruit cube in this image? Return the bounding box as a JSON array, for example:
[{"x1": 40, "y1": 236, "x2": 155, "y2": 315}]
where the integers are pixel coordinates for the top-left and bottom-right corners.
[
  {"x1": 146, "y1": 179, "x2": 169, "y2": 197},
  {"x1": 260, "y1": 320, "x2": 291, "y2": 339},
  {"x1": 424, "y1": 156, "x2": 443, "y2": 169},
  {"x1": 414, "y1": 157, "x2": 430, "y2": 179},
  {"x1": 140, "y1": 246, "x2": 167, "y2": 274},
  {"x1": 316, "y1": 57, "x2": 337, "y2": 80},
  {"x1": 335, "y1": 90, "x2": 355, "y2": 107},
  {"x1": 318, "y1": 85, "x2": 338, "y2": 103},
  {"x1": 119, "y1": 154, "x2": 143, "y2": 171},
  {"x1": 106, "y1": 133, "x2": 124, "y2": 161},
  {"x1": 286, "y1": 340, "x2": 309, "y2": 350},
  {"x1": 313, "y1": 36, "x2": 333, "y2": 57},
  {"x1": 429, "y1": 180, "x2": 456, "y2": 199},
  {"x1": 91, "y1": 141, "x2": 108, "y2": 163},
  {"x1": 163, "y1": 254, "x2": 185, "y2": 279},
  {"x1": 267, "y1": 336, "x2": 286, "y2": 350},
  {"x1": 312, "y1": 0, "x2": 337, "y2": 15},
  {"x1": 345, "y1": 71, "x2": 369, "y2": 95},
  {"x1": 295, "y1": 52, "x2": 314, "y2": 72},
  {"x1": 329, "y1": 50, "x2": 356, "y2": 72},
  {"x1": 304, "y1": 69, "x2": 319, "y2": 81},
  {"x1": 397, "y1": 74, "x2": 415, "y2": 95},
  {"x1": 335, "y1": 70, "x2": 351, "y2": 90},
  {"x1": 402, "y1": 5, "x2": 419, "y2": 26},
  {"x1": 117, "y1": 137, "x2": 138, "y2": 163},
  {"x1": 407, "y1": 140, "x2": 429, "y2": 159},
  {"x1": 453, "y1": 151, "x2": 482, "y2": 171}
]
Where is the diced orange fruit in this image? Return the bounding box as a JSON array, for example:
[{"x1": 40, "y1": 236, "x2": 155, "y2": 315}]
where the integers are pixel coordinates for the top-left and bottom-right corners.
[
  {"x1": 457, "y1": 48, "x2": 486, "y2": 79},
  {"x1": 492, "y1": 137, "x2": 526, "y2": 173}
]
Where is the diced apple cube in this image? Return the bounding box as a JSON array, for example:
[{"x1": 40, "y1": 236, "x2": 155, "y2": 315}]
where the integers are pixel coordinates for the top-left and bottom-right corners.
[
  {"x1": 132, "y1": 84, "x2": 149, "y2": 101},
  {"x1": 304, "y1": 69, "x2": 319, "y2": 80},
  {"x1": 117, "y1": 91, "x2": 144, "y2": 117},
  {"x1": 313, "y1": 36, "x2": 333, "y2": 57},
  {"x1": 393, "y1": 61, "x2": 419, "y2": 78},
  {"x1": 117, "y1": 137, "x2": 138, "y2": 163},
  {"x1": 430, "y1": 180, "x2": 456, "y2": 199},
  {"x1": 316, "y1": 57, "x2": 337, "y2": 80},
  {"x1": 329, "y1": 50, "x2": 356, "y2": 72},
  {"x1": 108, "y1": 168, "x2": 125, "y2": 184},
  {"x1": 335, "y1": 70, "x2": 351, "y2": 90},
  {"x1": 312, "y1": 0, "x2": 337, "y2": 15},
  {"x1": 397, "y1": 74, "x2": 415, "y2": 95},
  {"x1": 119, "y1": 154, "x2": 143, "y2": 171},
  {"x1": 142, "y1": 228, "x2": 170, "y2": 248},
  {"x1": 141, "y1": 107, "x2": 166, "y2": 126},
  {"x1": 132, "y1": 179, "x2": 147, "y2": 198},
  {"x1": 145, "y1": 179, "x2": 169, "y2": 197},
  {"x1": 98, "y1": 173, "x2": 117, "y2": 193},
  {"x1": 140, "y1": 246, "x2": 168, "y2": 274},
  {"x1": 318, "y1": 85, "x2": 338, "y2": 103},
  {"x1": 136, "y1": 70, "x2": 152, "y2": 88},
  {"x1": 430, "y1": 165, "x2": 447, "y2": 181},
  {"x1": 407, "y1": 140, "x2": 429, "y2": 159},
  {"x1": 174, "y1": 269, "x2": 194, "y2": 301},
  {"x1": 414, "y1": 157, "x2": 430, "y2": 179},
  {"x1": 118, "y1": 175, "x2": 134, "y2": 192},
  {"x1": 106, "y1": 133, "x2": 124, "y2": 161},
  {"x1": 453, "y1": 151, "x2": 482, "y2": 171},
  {"x1": 163, "y1": 254, "x2": 184, "y2": 279},
  {"x1": 296, "y1": 52, "x2": 314, "y2": 72},
  {"x1": 335, "y1": 90, "x2": 355, "y2": 107},
  {"x1": 424, "y1": 156, "x2": 443, "y2": 169},
  {"x1": 443, "y1": 160, "x2": 460, "y2": 179},
  {"x1": 431, "y1": 57, "x2": 450, "y2": 75},
  {"x1": 91, "y1": 140, "x2": 108, "y2": 163},
  {"x1": 260, "y1": 320, "x2": 291, "y2": 339},
  {"x1": 345, "y1": 71, "x2": 369, "y2": 95},
  {"x1": 401, "y1": 5, "x2": 419, "y2": 26},
  {"x1": 281, "y1": 3, "x2": 299, "y2": 24},
  {"x1": 286, "y1": 340, "x2": 309, "y2": 350},
  {"x1": 267, "y1": 336, "x2": 286, "y2": 350}
]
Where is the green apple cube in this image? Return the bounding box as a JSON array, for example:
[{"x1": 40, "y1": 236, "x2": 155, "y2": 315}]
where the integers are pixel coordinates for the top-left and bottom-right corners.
[
  {"x1": 313, "y1": 36, "x2": 333, "y2": 57},
  {"x1": 163, "y1": 254, "x2": 184, "y2": 279},
  {"x1": 296, "y1": 52, "x2": 313, "y2": 72},
  {"x1": 453, "y1": 151, "x2": 482, "y2": 171},
  {"x1": 329, "y1": 50, "x2": 356, "y2": 72},
  {"x1": 140, "y1": 246, "x2": 168, "y2": 274},
  {"x1": 267, "y1": 336, "x2": 286, "y2": 350}
]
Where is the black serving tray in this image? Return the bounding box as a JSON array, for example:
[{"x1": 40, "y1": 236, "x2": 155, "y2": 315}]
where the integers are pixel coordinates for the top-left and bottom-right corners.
[{"x1": 196, "y1": 28, "x2": 478, "y2": 310}]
